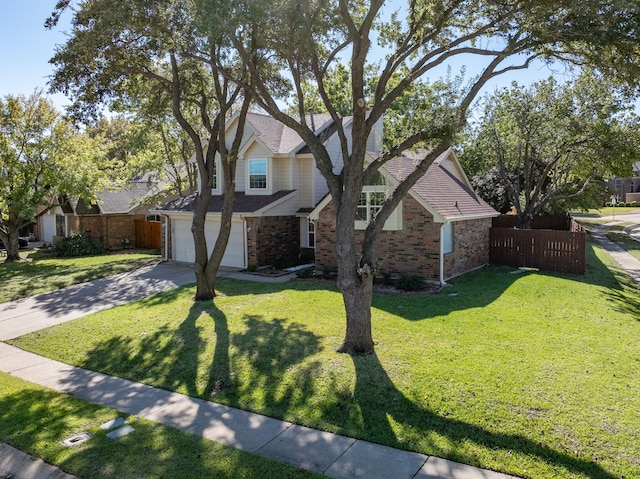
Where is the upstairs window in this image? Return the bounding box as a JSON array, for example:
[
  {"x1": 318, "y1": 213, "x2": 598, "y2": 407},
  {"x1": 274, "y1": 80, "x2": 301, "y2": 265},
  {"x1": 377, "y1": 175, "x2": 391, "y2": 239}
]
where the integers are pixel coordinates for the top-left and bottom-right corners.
[{"x1": 248, "y1": 159, "x2": 267, "y2": 190}]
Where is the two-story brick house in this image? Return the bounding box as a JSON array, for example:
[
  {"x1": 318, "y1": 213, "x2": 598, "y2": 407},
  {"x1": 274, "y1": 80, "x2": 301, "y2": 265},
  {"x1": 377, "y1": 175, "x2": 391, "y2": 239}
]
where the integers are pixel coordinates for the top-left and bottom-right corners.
[{"x1": 156, "y1": 112, "x2": 497, "y2": 282}]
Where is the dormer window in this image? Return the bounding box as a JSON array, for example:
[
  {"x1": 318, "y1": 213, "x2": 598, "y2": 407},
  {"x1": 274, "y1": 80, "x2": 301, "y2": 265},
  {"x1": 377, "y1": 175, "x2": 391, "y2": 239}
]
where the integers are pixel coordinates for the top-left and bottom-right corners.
[{"x1": 248, "y1": 158, "x2": 268, "y2": 190}]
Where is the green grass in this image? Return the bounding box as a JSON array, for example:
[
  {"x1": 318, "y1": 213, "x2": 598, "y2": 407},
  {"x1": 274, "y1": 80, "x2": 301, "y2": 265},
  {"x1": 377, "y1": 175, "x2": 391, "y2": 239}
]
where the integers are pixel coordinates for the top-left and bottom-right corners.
[
  {"x1": 0, "y1": 372, "x2": 319, "y2": 479},
  {"x1": 9, "y1": 240, "x2": 640, "y2": 479},
  {"x1": 0, "y1": 250, "x2": 159, "y2": 303},
  {"x1": 573, "y1": 206, "x2": 640, "y2": 217},
  {"x1": 604, "y1": 224, "x2": 640, "y2": 260}
]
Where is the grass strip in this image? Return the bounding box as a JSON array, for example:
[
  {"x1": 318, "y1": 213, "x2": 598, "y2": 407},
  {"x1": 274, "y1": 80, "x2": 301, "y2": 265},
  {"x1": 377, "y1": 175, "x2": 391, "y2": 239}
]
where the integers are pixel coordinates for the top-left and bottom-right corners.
[{"x1": 0, "y1": 372, "x2": 319, "y2": 479}]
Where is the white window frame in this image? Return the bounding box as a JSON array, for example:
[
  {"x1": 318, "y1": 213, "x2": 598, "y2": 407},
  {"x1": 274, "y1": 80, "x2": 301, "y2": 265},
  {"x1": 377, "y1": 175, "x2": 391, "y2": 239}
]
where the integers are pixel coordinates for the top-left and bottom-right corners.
[
  {"x1": 442, "y1": 222, "x2": 454, "y2": 254},
  {"x1": 354, "y1": 186, "x2": 402, "y2": 231},
  {"x1": 247, "y1": 158, "x2": 269, "y2": 191}
]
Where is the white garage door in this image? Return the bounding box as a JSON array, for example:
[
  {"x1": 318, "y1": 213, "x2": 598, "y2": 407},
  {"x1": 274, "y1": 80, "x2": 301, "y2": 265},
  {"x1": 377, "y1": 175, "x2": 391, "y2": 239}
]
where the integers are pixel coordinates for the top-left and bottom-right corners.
[{"x1": 172, "y1": 217, "x2": 246, "y2": 268}]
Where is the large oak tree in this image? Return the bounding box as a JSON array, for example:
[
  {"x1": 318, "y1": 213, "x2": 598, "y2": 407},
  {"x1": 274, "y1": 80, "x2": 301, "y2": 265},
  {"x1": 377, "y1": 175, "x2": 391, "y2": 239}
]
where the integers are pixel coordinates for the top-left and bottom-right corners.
[
  {"x1": 227, "y1": 0, "x2": 640, "y2": 354},
  {"x1": 49, "y1": 0, "x2": 252, "y2": 299},
  {"x1": 463, "y1": 75, "x2": 640, "y2": 228}
]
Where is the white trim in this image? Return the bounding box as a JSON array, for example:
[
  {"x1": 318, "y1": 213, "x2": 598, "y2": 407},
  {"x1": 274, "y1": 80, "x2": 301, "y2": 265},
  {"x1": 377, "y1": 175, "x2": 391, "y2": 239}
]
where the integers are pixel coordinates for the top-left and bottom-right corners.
[
  {"x1": 246, "y1": 157, "x2": 271, "y2": 194},
  {"x1": 439, "y1": 222, "x2": 447, "y2": 286}
]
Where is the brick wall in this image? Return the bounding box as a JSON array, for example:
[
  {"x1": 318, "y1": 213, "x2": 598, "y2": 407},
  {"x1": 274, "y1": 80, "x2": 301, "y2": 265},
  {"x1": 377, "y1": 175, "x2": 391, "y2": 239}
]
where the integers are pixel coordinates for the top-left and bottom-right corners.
[
  {"x1": 72, "y1": 214, "x2": 143, "y2": 249},
  {"x1": 246, "y1": 215, "x2": 299, "y2": 267},
  {"x1": 443, "y1": 218, "x2": 491, "y2": 280},
  {"x1": 315, "y1": 197, "x2": 442, "y2": 280},
  {"x1": 315, "y1": 197, "x2": 492, "y2": 281}
]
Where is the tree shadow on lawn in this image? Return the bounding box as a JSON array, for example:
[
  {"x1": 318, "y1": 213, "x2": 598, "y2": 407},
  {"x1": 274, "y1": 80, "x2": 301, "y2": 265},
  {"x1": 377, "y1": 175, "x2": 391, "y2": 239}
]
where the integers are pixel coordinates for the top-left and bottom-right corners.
[
  {"x1": 350, "y1": 352, "x2": 619, "y2": 479},
  {"x1": 72, "y1": 304, "x2": 322, "y2": 407},
  {"x1": 0, "y1": 384, "x2": 318, "y2": 479}
]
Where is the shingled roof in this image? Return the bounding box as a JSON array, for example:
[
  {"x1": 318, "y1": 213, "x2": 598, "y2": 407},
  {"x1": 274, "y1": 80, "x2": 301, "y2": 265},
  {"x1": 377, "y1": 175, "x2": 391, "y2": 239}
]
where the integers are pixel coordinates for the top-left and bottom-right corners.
[
  {"x1": 382, "y1": 149, "x2": 497, "y2": 220},
  {"x1": 157, "y1": 190, "x2": 295, "y2": 214},
  {"x1": 75, "y1": 181, "x2": 161, "y2": 215},
  {"x1": 246, "y1": 112, "x2": 334, "y2": 154}
]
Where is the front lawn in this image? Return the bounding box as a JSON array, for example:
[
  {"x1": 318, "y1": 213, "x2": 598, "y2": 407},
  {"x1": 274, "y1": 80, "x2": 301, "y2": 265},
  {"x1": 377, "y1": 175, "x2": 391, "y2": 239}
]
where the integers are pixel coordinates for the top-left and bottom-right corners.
[
  {"x1": 10, "y1": 240, "x2": 640, "y2": 479},
  {"x1": 0, "y1": 250, "x2": 159, "y2": 303},
  {"x1": 0, "y1": 373, "x2": 319, "y2": 479},
  {"x1": 573, "y1": 207, "x2": 640, "y2": 217}
]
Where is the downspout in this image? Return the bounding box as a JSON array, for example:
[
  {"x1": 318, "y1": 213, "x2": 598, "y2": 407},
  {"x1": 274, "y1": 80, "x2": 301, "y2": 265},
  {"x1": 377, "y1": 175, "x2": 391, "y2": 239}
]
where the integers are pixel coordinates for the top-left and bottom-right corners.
[
  {"x1": 439, "y1": 221, "x2": 447, "y2": 286},
  {"x1": 242, "y1": 216, "x2": 248, "y2": 269},
  {"x1": 162, "y1": 215, "x2": 169, "y2": 262}
]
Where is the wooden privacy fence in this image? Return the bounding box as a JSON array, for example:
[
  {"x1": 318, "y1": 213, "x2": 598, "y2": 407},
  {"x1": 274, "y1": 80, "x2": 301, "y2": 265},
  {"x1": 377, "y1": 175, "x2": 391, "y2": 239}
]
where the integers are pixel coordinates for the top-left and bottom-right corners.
[
  {"x1": 134, "y1": 220, "x2": 161, "y2": 250},
  {"x1": 489, "y1": 215, "x2": 586, "y2": 274}
]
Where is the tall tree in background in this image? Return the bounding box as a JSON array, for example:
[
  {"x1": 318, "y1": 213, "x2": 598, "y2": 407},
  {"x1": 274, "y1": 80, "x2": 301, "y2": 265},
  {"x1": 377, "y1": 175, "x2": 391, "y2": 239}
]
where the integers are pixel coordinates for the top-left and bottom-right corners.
[
  {"x1": 49, "y1": 0, "x2": 252, "y2": 300},
  {"x1": 0, "y1": 91, "x2": 105, "y2": 262},
  {"x1": 86, "y1": 114, "x2": 198, "y2": 202},
  {"x1": 229, "y1": 0, "x2": 640, "y2": 354},
  {"x1": 463, "y1": 75, "x2": 640, "y2": 228}
]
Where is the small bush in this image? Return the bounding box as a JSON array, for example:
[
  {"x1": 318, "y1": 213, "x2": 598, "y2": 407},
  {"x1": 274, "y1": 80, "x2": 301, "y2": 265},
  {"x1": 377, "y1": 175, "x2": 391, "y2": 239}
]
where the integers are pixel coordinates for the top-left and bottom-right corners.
[
  {"x1": 296, "y1": 267, "x2": 314, "y2": 278},
  {"x1": 396, "y1": 275, "x2": 426, "y2": 291},
  {"x1": 52, "y1": 232, "x2": 106, "y2": 257},
  {"x1": 630, "y1": 201, "x2": 638, "y2": 207},
  {"x1": 321, "y1": 264, "x2": 334, "y2": 279}
]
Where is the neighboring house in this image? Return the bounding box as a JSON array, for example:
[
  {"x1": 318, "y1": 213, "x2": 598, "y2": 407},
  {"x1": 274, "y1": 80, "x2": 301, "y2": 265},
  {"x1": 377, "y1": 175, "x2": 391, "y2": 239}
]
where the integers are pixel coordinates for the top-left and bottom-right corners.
[
  {"x1": 155, "y1": 112, "x2": 497, "y2": 282},
  {"x1": 36, "y1": 179, "x2": 168, "y2": 249},
  {"x1": 311, "y1": 148, "x2": 499, "y2": 283},
  {"x1": 608, "y1": 161, "x2": 640, "y2": 203}
]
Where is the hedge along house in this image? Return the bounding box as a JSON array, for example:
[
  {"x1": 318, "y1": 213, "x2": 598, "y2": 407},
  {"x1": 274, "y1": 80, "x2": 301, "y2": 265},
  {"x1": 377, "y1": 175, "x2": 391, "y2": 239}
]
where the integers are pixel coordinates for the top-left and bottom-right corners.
[
  {"x1": 154, "y1": 111, "x2": 382, "y2": 269},
  {"x1": 310, "y1": 148, "x2": 499, "y2": 284}
]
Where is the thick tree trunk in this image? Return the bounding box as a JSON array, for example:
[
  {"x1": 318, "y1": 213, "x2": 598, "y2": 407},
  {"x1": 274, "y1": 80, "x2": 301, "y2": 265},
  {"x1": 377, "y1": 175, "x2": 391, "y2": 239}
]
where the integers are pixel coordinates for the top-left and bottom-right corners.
[
  {"x1": 1, "y1": 227, "x2": 21, "y2": 263},
  {"x1": 204, "y1": 173, "x2": 236, "y2": 291},
  {"x1": 335, "y1": 262, "x2": 375, "y2": 355},
  {"x1": 518, "y1": 211, "x2": 534, "y2": 229},
  {"x1": 193, "y1": 189, "x2": 215, "y2": 301},
  {"x1": 334, "y1": 198, "x2": 376, "y2": 355}
]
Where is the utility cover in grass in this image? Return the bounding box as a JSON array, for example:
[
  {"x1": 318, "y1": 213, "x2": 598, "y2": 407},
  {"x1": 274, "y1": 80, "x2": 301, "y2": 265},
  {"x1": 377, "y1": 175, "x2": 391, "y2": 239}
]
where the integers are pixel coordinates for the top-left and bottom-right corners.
[{"x1": 106, "y1": 425, "x2": 135, "y2": 439}]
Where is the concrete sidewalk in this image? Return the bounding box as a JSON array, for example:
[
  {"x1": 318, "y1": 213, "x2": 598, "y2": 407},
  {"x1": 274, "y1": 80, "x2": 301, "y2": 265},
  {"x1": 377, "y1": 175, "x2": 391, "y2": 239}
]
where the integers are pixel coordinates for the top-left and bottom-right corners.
[
  {"x1": 589, "y1": 223, "x2": 640, "y2": 285},
  {"x1": 0, "y1": 341, "x2": 515, "y2": 479},
  {"x1": 1, "y1": 261, "x2": 517, "y2": 479}
]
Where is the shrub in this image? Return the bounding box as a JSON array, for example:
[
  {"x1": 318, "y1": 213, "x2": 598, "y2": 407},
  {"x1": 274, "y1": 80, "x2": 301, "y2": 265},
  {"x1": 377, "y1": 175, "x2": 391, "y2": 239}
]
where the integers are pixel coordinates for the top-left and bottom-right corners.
[
  {"x1": 605, "y1": 202, "x2": 613, "y2": 207},
  {"x1": 631, "y1": 201, "x2": 638, "y2": 207},
  {"x1": 396, "y1": 274, "x2": 426, "y2": 291},
  {"x1": 321, "y1": 264, "x2": 334, "y2": 278},
  {"x1": 52, "y1": 232, "x2": 106, "y2": 257},
  {"x1": 295, "y1": 267, "x2": 314, "y2": 278}
]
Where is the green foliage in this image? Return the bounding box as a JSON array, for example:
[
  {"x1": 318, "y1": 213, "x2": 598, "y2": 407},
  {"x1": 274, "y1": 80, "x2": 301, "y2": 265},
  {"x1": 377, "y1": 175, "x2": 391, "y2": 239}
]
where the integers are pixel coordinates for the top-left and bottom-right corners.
[
  {"x1": 52, "y1": 232, "x2": 107, "y2": 257},
  {"x1": 295, "y1": 267, "x2": 314, "y2": 278},
  {"x1": 396, "y1": 274, "x2": 426, "y2": 291},
  {"x1": 461, "y1": 74, "x2": 640, "y2": 227},
  {"x1": 0, "y1": 91, "x2": 107, "y2": 261}
]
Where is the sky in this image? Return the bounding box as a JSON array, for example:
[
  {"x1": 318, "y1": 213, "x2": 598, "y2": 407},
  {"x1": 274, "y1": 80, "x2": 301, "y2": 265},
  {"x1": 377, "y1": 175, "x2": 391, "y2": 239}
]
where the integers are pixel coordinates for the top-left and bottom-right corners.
[
  {"x1": 0, "y1": 1, "x2": 73, "y2": 110},
  {"x1": 0, "y1": 1, "x2": 572, "y2": 115}
]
